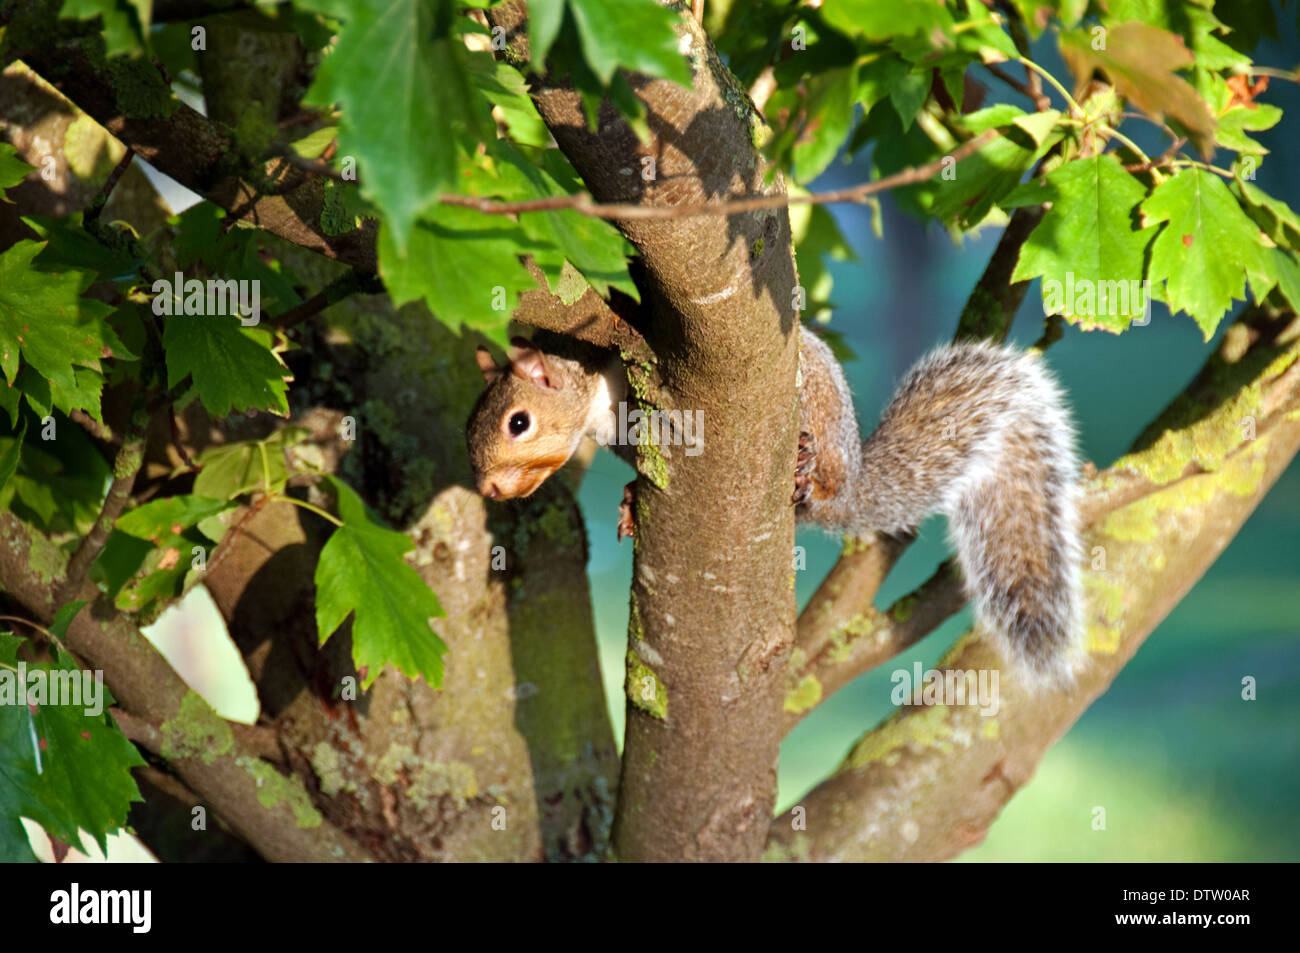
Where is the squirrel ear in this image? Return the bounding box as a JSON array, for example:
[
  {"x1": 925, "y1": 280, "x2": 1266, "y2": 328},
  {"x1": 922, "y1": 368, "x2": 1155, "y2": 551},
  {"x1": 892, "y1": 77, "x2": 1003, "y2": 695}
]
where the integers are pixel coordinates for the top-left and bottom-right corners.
[
  {"x1": 509, "y1": 338, "x2": 563, "y2": 392},
  {"x1": 475, "y1": 347, "x2": 502, "y2": 382}
]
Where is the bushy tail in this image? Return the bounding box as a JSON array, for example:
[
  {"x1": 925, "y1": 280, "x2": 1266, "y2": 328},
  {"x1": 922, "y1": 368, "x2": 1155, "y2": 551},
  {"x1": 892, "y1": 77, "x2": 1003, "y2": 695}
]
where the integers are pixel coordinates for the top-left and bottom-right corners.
[{"x1": 859, "y1": 342, "x2": 1083, "y2": 684}]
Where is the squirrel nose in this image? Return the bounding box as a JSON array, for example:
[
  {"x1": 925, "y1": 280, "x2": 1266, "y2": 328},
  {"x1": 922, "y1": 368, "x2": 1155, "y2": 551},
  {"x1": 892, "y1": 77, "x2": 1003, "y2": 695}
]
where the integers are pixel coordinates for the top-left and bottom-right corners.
[{"x1": 477, "y1": 477, "x2": 501, "y2": 500}]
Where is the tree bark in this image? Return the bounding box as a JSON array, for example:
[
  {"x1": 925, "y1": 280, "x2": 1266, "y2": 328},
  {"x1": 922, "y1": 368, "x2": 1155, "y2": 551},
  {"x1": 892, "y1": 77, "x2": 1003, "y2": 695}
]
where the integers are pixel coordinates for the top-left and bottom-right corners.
[{"x1": 488, "y1": 2, "x2": 801, "y2": 860}]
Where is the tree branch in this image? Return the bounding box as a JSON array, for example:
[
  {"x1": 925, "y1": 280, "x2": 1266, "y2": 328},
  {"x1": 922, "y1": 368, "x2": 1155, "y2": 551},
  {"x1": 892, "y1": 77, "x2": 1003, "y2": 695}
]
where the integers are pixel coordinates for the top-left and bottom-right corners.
[
  {"x1": 768, "y1": 314, "x2": 1300, "y2": 860},
  {"x1": 12, "y1": 40, "x2": 379, "y2": 272},
  {"x1": 438, "y1": 130, "x2": 997, "y2": 221},
  {"x1": 0, "y1": 512, "x2": 375, "y2": 863}
]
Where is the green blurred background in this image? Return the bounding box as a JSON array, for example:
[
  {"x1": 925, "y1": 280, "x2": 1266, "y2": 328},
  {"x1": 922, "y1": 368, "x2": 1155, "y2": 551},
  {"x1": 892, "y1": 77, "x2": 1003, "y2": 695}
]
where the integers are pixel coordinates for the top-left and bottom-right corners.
[{"x1": 575, "y1": 18, "x2": 1300, "y2": 862}]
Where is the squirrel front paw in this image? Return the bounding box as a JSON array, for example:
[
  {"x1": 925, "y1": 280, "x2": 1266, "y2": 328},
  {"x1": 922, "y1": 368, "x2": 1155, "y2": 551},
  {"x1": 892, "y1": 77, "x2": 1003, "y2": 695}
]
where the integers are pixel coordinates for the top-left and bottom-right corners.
[
  {"x1": 793, "y1": 431, "x2": 816, "y2": 506},
  {"x1": 617, "y1": 481, "x2": 637, "y2": 542}
]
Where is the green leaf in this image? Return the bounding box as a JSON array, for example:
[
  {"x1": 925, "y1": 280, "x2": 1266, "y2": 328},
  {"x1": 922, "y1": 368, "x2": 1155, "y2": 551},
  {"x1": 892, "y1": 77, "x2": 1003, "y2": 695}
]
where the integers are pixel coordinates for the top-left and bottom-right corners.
[
  {"x1": 49, "y1": 601, "x2": 88, "y2": 640},
  {"x1": 1235, "y1": 178, "x2": 1300, "y2": 250},
  {"x1": 379, "y1": 206, "x2": 539, "y2": 349},
  {"x1": 290, "y1": 126, "x2": 339, "y2": 160},
  {"x1": 1268, "y1": 248, "x2": 1300, "y2": 314},
  {"x1": 314, "y1": 477, "x2": 447, "y2": 688},
  {"x1": 113, "y1": 532, "x2": 206, "y2": 613},
  {"x1": 820, "y1": 0, "x2": 953, "y2": 43},
  {"x1": 302, "y1": 0, "x2": 491, "y2": 251},
  {"x1": 0, "y1": 240, "x2": 120, "y2": 395},
  {"x1": 0, "y1": 387, "x2": 17, "y2": 430},
  {"x1": 527, "y1": 0, "x2": 566, "y2": 73},
  {"x1": 104, "y1": 496, "x2": 223, "y2": 614},
  {"x1": 853, "y1": 52, "x2": 908, "y2": 113},
  {"x1": 1007, "y1": 154, "x2": 1155, "y2": 331},
  {"x1": 320, "y1": 179, "x2": 378, "y2": 237},
  {"x1": 58, "y1": 0, "x2": 146, "y2": 57},
  {"x1": 0, "y1": 143, "x2": 34, "y2": 194},
  {"x1": 90, "y1": 531, "x2": 154, "y2": 600},
  {"x1": 888, "y1": 69, "x2": 931, "y2": 131},
  {"x1": 0, "y1": 813, "x2": 36, "y2": 863},
  {"x1": 788, "y1": 67, "x2": 856, "y2": 183},
  {"x1": 170, "y1": 205, "x2": 302, "y2": 315},
  {"x1": 791, "y1": 202, "x2": 854, "y2": 320},
  {"x1": 1214, "y1": 103, "x2": 1281, "y2": 155},
  {"x1": 481, "y1": 144, "x2": 637, "y2": 298},
  {"x1": 163, "y1": 314, "x2": 290, "y2": 417},
  {"x1": 0, "y1": 417, "x2": 25, "y2": 496},
  {"x1": 565, "y1": 0, "x2": 691, "y2": 87},
  {"x1": 17, "y1": 363, "x2": 105, "y2": 423},
  {"x1": 930, "y1": 113, "x2": 1063, "y2": 228},
  {"x1": 3, "y1": 424, "x2": 111, "y2": 534},
  {"x1": 192, "y1": 428, "x2": 308, "y2": 500},
  {"x1": 1140, "y1": 168, "x2": 1272, "y2": 338},
  {"x1": 466, "y1": 56, "x2": 551, "y2": 149},
  {"x1": 23, "y1": 215, "x2": 143, "y2": 286},
  {"x1": 0, "y1": 633, "x2": 144, "y2": 861},
  {"x1": 117, "y1": 495, "x2": 233, "y2": 541}
]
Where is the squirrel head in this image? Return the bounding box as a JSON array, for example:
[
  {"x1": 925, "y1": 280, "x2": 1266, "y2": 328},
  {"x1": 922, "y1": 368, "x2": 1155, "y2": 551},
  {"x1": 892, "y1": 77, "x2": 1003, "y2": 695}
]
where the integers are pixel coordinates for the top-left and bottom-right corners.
[{"x1": 466, "y1": 337, "x2": 593, "y2": 500}]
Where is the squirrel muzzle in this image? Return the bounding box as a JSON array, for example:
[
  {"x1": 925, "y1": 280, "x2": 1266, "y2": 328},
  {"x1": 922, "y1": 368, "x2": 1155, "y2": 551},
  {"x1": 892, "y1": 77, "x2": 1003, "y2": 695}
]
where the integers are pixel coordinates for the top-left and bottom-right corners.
[{"x1": 473, "y1": 455, "x2": 568, "y2": 501}]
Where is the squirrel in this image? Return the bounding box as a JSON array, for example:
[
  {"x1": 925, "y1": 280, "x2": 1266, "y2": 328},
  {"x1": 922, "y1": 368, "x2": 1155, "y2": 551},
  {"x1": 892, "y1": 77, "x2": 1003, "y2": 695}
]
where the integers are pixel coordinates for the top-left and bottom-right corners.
[{"x1": 467, "y1": 327, "x2": 1083, "y2": 684}]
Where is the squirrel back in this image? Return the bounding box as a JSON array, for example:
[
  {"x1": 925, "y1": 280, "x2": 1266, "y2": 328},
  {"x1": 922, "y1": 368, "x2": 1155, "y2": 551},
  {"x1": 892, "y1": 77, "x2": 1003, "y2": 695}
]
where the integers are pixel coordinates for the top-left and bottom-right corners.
[{"x1": 796, "y1": 330, "x2": 1083, "y2": 684}]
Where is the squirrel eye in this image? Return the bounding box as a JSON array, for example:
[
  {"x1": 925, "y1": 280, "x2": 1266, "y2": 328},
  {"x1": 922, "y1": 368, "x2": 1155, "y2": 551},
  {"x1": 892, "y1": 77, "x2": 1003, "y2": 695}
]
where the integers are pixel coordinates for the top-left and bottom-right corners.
[{"x1": 508, "y1": 411, "x2": 530, "y2": 437}]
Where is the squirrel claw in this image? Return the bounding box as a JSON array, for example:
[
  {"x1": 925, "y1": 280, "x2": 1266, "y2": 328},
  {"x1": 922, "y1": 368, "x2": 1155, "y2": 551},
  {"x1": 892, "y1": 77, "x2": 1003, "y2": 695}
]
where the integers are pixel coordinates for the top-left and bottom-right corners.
[
  {"x1": 793, "y1": 431, "x2": 816, "y2": 505},
  {"x1": 617, "y1": 482, "x2": 636, "y2": 542}
]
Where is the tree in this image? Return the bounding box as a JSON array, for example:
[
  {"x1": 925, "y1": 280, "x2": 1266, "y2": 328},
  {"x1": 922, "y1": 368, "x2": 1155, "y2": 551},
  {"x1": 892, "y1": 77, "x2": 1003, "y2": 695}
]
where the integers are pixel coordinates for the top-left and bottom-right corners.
[{"x1": 0, "y1": 0, "x2": 1296, "y2": 863}]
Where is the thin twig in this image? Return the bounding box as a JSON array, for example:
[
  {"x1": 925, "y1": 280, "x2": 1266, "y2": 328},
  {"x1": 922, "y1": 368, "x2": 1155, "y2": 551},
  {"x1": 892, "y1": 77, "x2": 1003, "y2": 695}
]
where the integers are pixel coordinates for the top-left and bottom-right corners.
[
  {"x1": 169, "y1": 406, "x2": 198, "y2": 473},
  {"x1": 1124, "y1": 136, "x2": 1186, "y2": 176},
  {"x1": 276, "y1": 290, "x2": 333, "y2": 329},
  {"x1": 83, "y1": 147, "x2": 135, "y2": 225},
  {"x1": 0, "y1": 614, "x2": 71, "y2": 656},
  {"x1": 749, "y1": 65, "x2": 777, "y2": 113},
  {"x1": 984, "y1": 62, "x2": 1050, "y2": 112},
  {"x1": 438, "y1": 130, "x2": 998, "y2": 221},
  {"x1": 276, "y1": 271, "x2": 381, "y2": 330},
  {"x1": 1031, "y1": 313, "x2": 1066, "y2": 352},
  {"x1": 277, "y1": 148, "x2": 345, "y2": 181},
  {"x1": 58, "y1": 408, "x2": 149, "y2": 604},
  {"x1": 69, "y1": 409, "x2": 118, "y2": 445}
]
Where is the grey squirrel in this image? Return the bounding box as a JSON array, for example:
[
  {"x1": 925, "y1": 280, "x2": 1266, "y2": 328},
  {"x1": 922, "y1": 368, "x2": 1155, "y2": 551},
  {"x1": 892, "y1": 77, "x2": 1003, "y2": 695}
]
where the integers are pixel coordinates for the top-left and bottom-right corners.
[{"x1": 467, "y1": 327, "x2": 1083, "y2": 684}]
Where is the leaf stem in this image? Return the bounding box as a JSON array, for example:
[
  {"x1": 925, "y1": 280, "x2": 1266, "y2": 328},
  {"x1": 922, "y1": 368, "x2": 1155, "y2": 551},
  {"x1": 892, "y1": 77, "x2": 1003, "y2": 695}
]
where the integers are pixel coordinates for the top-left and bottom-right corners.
[
  {"x1": 274, "y1": 494, "x2": 344, "y2": 528},
  {"x1": 0, "y1": 615, "x2": 70, "y2": 656},
  {"x1": 1015, "y1": 56, "x2": 1085, "y2": 119},
  {"x1": 1094, "y1": 125, "x2": 1163, "y2": 182},
  {"x1": 1246, "y1": 66, "x2": 1300, "y2": 83},
  {"x1": 1169, "y1": 159, "x2": 1237, "y2": 179}
]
